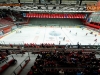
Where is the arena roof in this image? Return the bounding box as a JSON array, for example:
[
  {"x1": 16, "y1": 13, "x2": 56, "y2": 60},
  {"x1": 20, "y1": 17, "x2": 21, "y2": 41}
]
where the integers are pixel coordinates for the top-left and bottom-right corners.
[{"x1": 0, "y1": 0, "x2": 98, "y2": 13}]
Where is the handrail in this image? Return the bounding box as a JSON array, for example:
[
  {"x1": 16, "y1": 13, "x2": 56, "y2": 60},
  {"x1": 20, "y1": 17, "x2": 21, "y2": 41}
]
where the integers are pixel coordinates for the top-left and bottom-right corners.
[
  {"x1": 0, "y1": 55, "x2": 15, "y2": 67},
  {"x1": 13, "y1": 56, "x2": 29, "y2": 71},
  {"x1": 10, "y1": 56, "x2": 30, "y2": 75},
  {"x1": 0, "y1": 47, "x2": 99, "y2": 51},
  {"x1": 0, "y1": 44, "x2": 100, "y2": 48},
  {"x1": 37, "y1": 68, "x2": 44, "y2": 75}
]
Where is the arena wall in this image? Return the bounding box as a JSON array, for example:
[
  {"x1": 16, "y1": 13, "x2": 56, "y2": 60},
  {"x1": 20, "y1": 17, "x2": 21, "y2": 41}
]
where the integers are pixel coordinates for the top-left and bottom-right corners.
[{"x1": 29, "y1": 18, "x2": 83, "y2": 26}]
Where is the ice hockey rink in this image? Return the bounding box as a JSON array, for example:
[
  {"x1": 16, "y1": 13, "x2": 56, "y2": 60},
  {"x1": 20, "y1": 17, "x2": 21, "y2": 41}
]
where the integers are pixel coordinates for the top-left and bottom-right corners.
[{"x1": 0, "y1": 26, "x2": 100, "y2": 45}]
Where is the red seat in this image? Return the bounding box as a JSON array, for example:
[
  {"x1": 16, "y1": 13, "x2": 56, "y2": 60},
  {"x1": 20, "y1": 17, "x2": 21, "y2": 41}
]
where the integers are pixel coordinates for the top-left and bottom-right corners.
[
  {"x1": 82, "y1": 14, "x2": 85, "y2": 19},
  {"x1": 48, "y1": 14, "x2": 51, "y2": 18},
  {"x1": 61, "y1": 14, "x2": 64, "y2": 18},
  {"x1": 26, "y1": 13, "x2": 28, "y2": 17},
  {"x1": 69, "y1": 14, "x2": 71, "y2": 18},
  {"x1": 32, "y1": 13, "x2": 34, "y2": 17},
  {"x1": 45, "y1": 14, "x2": 47, "y2": 18},
  {"x1": 38, "y1": 13, "x2": 40, "y2": 18},
  {"x1": 40, "y1": 13, "x2": 43, "y2": 18},
  {"x1": 34, "y1": 13, "x2": 36, "y2": 18},
  {"x1": 30, "y1": 14, "x2": 32, "y2": 18}
]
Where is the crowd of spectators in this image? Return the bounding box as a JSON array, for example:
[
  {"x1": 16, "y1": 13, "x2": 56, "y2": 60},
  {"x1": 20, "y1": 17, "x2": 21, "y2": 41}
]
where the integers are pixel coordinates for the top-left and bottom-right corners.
[
  {"x1": 27, "y1": 51, "x2": 100, "y2": 75},
  {"x1": 24, "y1": 43, "x2": 55, "y2": 48}
]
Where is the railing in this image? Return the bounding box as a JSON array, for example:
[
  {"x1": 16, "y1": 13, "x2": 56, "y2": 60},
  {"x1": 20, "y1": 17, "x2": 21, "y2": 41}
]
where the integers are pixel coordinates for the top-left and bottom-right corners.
[
  {"x1": 10, "y1": 56, "x2": 30, "y2": 75},
  {"x1": 26, "y1": 48, "x2": 98, "y2": 53},
  {"x1": 7, "y1": 1, "x2": 97, "y2": 4},
  {"x1": 0, "y1": 44, "x2": 100, "y2": 49},
  {"x1": 0, "y1": 55, "x2": 15, "y2": 65},
  {"x1": 0, "y1": 55, "x2": 16, "y2": 74}
]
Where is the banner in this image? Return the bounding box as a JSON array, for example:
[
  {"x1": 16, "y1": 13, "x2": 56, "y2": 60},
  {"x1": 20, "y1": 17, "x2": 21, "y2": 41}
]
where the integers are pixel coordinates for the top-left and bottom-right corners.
[
  {"x1": 86, "y1": 5, "x2": 100, "y2": 11},
  {"x1": 0, "y1": 4, "x2": 21, "y2": 6}
]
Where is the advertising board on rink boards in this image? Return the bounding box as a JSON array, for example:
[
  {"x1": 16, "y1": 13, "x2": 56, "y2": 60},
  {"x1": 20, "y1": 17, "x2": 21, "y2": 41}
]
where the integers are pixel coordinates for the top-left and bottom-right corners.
[
  {"x1": 86, "y1": 1, "x2": 100, "y2": 11},
  {"x1": 87, "y1": 5, "x2": 100, "y2": 11},
  {"x1": 0, "y1": 4, "x2": 21, "y2": 6}
]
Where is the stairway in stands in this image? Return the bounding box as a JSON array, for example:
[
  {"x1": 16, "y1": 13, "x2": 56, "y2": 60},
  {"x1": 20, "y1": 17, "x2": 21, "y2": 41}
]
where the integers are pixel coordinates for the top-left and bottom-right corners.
[{"x1": 19, "y1": 54, "x2": 37, "y2": 75}]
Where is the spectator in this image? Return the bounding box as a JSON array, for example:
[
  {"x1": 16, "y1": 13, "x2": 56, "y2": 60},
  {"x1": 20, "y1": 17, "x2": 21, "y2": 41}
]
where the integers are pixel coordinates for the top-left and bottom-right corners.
[
  {"x1": 6, "y1": 49, "x2": 10, "y2": 55},
  {"x1": 10, "y1": 44, "x2": 13, "y2": 48},
  {"x1": 33, "y1": 69, "x2": 40, "y2": 75},
  {"x1": 59, "y1": 69, "x2": 64, "y2": 75},
  {"x1": 0, "y1": 53, "x2": 6, "y2": 60},
  {"x1": 77, "y1": 71, "x2": 83, "y2": 75},
  {"x1": 37, "y1": 54, "x2": 40, "y2": 59},
  {"x1": 31, "y1": 66, "x2": 36, "y2": 71},
  {"x1": 0, "y1": 49, "x2": 2, "y2": 52},
  {"x1": 98, "y1": 68, "x2": 100, "y2": 74},
  {"x1": 27, "y1": 70, "x2": 33, "y2": 75},
  {"x1": 39, "y1": 65, "x2": 43, "y2": 71},
  {"x1": 20, "y1": 46, "x2": 24, "y2": 57}
]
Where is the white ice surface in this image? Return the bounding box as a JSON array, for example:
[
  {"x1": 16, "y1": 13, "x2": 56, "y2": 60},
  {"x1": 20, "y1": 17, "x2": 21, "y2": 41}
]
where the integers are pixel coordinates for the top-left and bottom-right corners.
[{"x1": 0, "y1": 26, "x2": 100, "y2": 45}]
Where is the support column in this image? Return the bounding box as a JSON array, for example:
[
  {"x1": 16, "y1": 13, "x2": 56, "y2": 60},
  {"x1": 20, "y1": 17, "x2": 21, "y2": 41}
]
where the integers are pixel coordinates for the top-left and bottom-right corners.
[
  {"x1": 7, "y1": 0, "x2": 10, "y2": 3},
  {"x1": 18, "y1": 0, "x2": 20, "y2": 3},
  {"x1": 48, "y1": 0, "x2": 50, "y2": 2},
  {"x1": 79, "y1": 0, "x2": 82, "y2": 6},
  {"x1": 76, "y1": 0, "x2": 79, "y2": 4},
  {"x1": 56, "y1": 0, "x2": 59, "y2": 4},
  {"x1": 39, "y1": 0, "x2": 40, "y2": 4},
  {"x1": 60, "y1": 0, "x2": 62, "y2": 4},
  {"x1": 33, "y1": 0, "x2": 36, "y2": 3}
]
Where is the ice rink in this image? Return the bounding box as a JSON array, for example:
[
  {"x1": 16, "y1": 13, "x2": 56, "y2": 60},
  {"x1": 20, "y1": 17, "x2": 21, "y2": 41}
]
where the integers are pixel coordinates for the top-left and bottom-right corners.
[{"x1": 0, "y1": 26, "x2": 100, "y2": 45}]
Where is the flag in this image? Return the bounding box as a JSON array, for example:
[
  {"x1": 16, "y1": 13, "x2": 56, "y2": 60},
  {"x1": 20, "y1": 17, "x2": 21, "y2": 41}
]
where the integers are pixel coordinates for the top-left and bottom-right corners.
[{"x1": 87, "y1": 18, "x2": 92, "y2": 22}]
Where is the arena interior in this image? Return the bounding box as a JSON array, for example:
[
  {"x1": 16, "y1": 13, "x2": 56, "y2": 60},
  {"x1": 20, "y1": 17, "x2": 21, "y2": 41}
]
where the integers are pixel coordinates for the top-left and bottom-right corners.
[{"x1": 0, "y1": 0, "x2": 100, "y2": 75}]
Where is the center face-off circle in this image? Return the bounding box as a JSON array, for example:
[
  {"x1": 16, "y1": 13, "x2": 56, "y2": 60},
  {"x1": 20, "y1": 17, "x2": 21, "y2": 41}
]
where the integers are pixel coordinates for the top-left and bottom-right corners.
[{"x1": 49, "y1": 31, "x2": 61, "y2": 36}]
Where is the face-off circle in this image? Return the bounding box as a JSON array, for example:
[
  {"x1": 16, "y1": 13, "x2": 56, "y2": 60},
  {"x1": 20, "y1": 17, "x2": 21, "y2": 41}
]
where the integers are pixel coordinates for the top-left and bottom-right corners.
[{"x1": 49, "y1": 31, "x2": 61, "y2": 36}]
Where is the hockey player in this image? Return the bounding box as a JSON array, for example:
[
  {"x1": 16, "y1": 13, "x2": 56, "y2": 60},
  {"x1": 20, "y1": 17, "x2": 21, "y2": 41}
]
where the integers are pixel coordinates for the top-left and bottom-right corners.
[
  {"x1": 63, "y1": 37, "x2": 65, "y2": 41},
  {"x1": 94, "y1": 39, "x2": 97, "y2": 42},
  {"x1": 16, "y1": 31, "x2": 17, "y2": 33},
  {"x1": 82, "y1": 28, "x2": 84, "y2": 30},
  {"x1": 86, "y1": 33, "x2": 88, "y2": 36},
  {"x1": 95, "y1": 34, "x2": 97, "y2": 37},
  {"x1": 59, "y1": 41, "x2": 61, "y2": 45},
  {"x1": 76, "y1": 32, "x2": 77, "y2": 35}
]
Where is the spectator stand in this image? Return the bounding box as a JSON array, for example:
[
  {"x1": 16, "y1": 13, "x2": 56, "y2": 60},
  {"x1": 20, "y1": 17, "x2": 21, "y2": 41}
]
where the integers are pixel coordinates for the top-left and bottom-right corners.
[
  {"x1": 27, "y1": 51, "x2": 100, "y2": 75},
  {"x1": 10, "y1": 56, "x2": 30, "y2": 75},
  {"x1": 0, "y1": 55, "x2": 17, "y2": 74}
]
